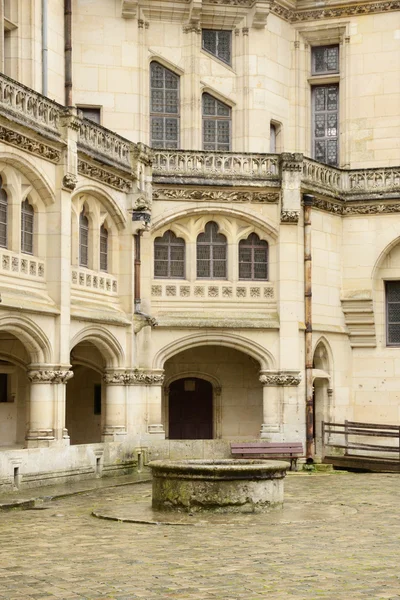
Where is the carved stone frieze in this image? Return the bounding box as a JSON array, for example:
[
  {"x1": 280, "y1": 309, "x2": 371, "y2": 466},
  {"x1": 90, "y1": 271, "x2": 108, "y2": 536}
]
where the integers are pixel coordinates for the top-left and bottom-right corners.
[
  {"x1": 0, "y1": 126, "x2": 61, "y2": 162},
  {"x1": 103, "y1": 370, "x2": 165, "y2": 385},
  {"x1": 27, "y1": 370, "x2": 74, "y2": 384},
  {"x1": 78, "y1": 160, "x2": 133, "y2": 192},
  {"x1": 281, "y1": 210, "x2": 300, "y2": 224},
  {"x1": 62, "y1": 173, "x2": 78, "y2": 191},
  {"x1": 259, "y1": 371, "x2": 302, "y2": 386},
  {"x1": 270, "y1": 0, "x2": 400, "y2": 22},
  {"x1": 153, "y1": 188, "x2": 279, "y2": 203},
  {"x1": 312, "y1": 198, "x2": 343, "y2": 214}
]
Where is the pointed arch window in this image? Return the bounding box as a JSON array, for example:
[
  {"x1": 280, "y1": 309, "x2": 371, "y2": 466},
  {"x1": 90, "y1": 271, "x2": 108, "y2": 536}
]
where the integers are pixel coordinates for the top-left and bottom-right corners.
[
  {"x1": 154, "y1": 230, "x2": 185, "y2": 279},
  {"x1": 79, "y1": 210, "x2": 89, "y2": 267},
  {"x1": 100, "y1": 224, "x2": 108, "y2": 272},
  {"x1": 0, "y1": 177, "x2": 7, "y2": 249},
  {"x1": 150, "y1": 62, "x2": 180, "y2": 149},
  {"x1": 21, "y1": 199, "x2": 34, "y2": 255},
  {"x1": 239, "y1": 233, "x2": 268, "y2": 280},
  {"x1": 197, "y1": 221, "x2": 227, "y2": 279},
  {"x1": 202, "y1": 93, "x2": 231, "y2": 151}
]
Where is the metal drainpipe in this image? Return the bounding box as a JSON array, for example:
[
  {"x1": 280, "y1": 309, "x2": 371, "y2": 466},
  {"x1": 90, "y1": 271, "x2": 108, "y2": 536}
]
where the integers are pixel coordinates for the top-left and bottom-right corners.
[
  {"x1": 303, "y1": 194, "x2": 314, "y2": 461},
  {"x1": 64, "y1": 0, "x2": 72, "y2": 106},
  {"x1": 134, "y1": 231, "x2": 142, "y2": 313},
  {"x1": 42, "y1": 0, "x2": 48, "y2": 96}
]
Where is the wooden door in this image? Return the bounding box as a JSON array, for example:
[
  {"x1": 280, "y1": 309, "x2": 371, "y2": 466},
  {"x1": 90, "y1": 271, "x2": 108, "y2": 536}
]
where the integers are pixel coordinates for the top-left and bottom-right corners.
[{"x1": 168, "y1": 378, "x2": 213, "y2": 440}]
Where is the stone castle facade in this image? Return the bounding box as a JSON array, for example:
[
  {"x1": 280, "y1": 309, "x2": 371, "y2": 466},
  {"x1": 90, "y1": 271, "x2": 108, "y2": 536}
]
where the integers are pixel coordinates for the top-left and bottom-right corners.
[{"x1": 0, "y1": 0, "x2": 399, "y2": 489}]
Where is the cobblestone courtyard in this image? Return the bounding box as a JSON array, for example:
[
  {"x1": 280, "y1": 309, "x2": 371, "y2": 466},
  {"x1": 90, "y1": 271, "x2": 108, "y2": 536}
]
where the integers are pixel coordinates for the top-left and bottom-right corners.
[{"x1": 0, "y1": 472, "x2": 399, "y2": 600}]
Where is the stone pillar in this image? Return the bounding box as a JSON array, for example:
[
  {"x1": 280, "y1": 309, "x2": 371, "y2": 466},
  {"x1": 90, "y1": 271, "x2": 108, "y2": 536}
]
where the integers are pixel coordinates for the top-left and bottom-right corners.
[
  {"x1": 26, "y1": 368, "x2": 73, "y2": 447},
  {"x1": 102, "y1": 371, "x2": 128, "y2": 441},
  {"x1": 126, "y1": 369, "x2": 165, "y2": 436},
  {"x1": 259, "y1": 371, "x2": 302, "y2": 441}
]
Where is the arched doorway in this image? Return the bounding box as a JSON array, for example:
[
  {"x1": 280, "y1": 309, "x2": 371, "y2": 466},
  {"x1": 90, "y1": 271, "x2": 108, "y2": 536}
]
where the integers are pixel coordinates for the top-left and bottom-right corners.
[
  {"x1": 169, "y1": 378, "x2": 213, "y2": 440},
  {"x1": 312, "y1": 340, "x2": 332, "y2": 458},
  {"x1": 67, "y1": 341, "x2": 103, "y2": 445}
]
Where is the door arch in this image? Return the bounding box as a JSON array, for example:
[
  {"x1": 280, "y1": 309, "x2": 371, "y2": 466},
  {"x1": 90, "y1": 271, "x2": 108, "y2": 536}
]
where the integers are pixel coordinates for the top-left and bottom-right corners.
[{"x1": 168, "y1": 377, "x2": 213, "y2": 440}]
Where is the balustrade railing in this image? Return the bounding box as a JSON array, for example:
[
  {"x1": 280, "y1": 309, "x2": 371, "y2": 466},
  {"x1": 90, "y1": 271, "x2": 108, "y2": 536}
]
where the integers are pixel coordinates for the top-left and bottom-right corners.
[
  {"x1": 0, "y1": 73, "x2": 61, "y2": 135},
  {"x1": 153, "y1": 150, "x2": 280, "y2": 180},
  {"x1": 302, "y1": 158, "x2": 342, "y2": 194},
  {"x1": 343, "y1": 168, "x2": 400, "y2": 195},
  {"x1": 77, "y1": 119, "x2": 131, "y2": 169}
]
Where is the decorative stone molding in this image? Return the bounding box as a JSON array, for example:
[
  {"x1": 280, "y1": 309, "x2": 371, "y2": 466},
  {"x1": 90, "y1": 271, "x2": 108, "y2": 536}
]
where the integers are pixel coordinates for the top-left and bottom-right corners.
[
  {"x1": 27, "y1": 369, "x2": 74, "y2": 384},
  {"x1": 312, "y1": 197, "x2": 343, "y2": 215},
  {"x1": 341, "y1": 291, "x2": 376, "y2": 348},
  {"x1": 281, "y1": 153, "x2": 303, "y2": 172},
  {"x1": 270, "y1": 0, "x2": 400, "y2": 22},
  {"x1": 259, "y1": 371, "x2": 302, "y2": 386},
  {"x1": 281, "y1": 210, "x2": 300, "y2": 224},
  {"x1": 121, "y1": 0, "x2": 139, "y2": 18},
  {"x1": 62, "y1": 173, "x2": 78, "y2": 191},
  {"x1": 78, "y1": 119, "x2": 131, "y2": 168},
  {"x1": 0, "y1": 126, "x2": 61, "y2": 162},
  {"x1": 0, "y1": 73, "x2": 61, "y2": 135},
  {"x1": 26, "y1": 428, "x2": 55, "y2": 440},
  {"x1": 132, "y1": 142, "x2": 153, "y2": 167},
  {"x1": 103, "y1": 370, "x2": 165, "y2": 385},
  {"x1": 78, "y1": 160, "x2": 133, "y2": 192},
  {"x1": 71, "y1": 268, "x2": 118, "y2": 293},
  {"x1": 153, "y1": 188, "x2": 280, "y2": 203},
  {"x1": 151, "y1": 283, "x2": 274, "y2": 300},
  {"x1": 2, "y1": 252, "x2": 45, "y2": 278}
]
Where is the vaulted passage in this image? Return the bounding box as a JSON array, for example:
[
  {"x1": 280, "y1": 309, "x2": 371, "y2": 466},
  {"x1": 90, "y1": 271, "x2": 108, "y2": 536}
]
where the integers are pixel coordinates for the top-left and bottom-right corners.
[{"x1": 168, "y1": 378, "x2": 213, "y2": 440}]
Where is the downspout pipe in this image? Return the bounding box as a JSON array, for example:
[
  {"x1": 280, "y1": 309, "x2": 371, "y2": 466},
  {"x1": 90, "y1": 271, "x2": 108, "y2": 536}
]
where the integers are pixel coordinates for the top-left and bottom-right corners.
[
  {"x1": 134, "y1": 230, "x2": 157, "y2": 327},
  {"x1": 42, "y1": 0, "x2": 48, "y2": 96},
  {"x1": 64, "y1": 0, "x2": 72, "y2": 106},
  {"x1": 303, "y1": 194, "x2": 314, "y2": 462}
]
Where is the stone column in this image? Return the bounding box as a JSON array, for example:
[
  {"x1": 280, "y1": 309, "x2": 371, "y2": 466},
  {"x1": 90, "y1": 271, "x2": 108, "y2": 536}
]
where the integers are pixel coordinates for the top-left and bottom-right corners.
[
  {"x1": 127, "y1": 370, "x2": 165, "y2": 436},
  {"x1": 102, "y1": 371, "x2": 128, "y2": 441},
  {"x1": 259, "y1": 371, "x2": 302, "y2": 441},
  {"x1": 26, "y1": 368, "x2": 73, "y2": 447}
]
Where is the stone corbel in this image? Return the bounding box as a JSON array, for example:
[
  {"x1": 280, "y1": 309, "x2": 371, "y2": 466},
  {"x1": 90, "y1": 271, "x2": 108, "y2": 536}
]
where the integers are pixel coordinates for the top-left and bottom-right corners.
[
  {"x1": 121, "y1": 0, "x2": 139, "y2": 19},
  {"x1": 251, "y1": 1, "x2": 270, "y2": 29},
  {"x1": 184, "y1": 0, "x2": 202, "y2": 33}
]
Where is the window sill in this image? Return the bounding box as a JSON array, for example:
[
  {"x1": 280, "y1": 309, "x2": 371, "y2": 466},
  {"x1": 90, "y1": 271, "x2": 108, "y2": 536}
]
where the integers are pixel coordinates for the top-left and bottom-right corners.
[{"x1": 308, "y1": 74, "x2": 340, "y2": 85}]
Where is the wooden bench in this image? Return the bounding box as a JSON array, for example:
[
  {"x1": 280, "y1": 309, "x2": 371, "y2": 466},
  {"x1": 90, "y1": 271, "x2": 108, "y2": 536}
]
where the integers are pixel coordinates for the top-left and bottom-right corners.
[{"x1": 231, "y1": 442, "x2": 304, "y2": 471}]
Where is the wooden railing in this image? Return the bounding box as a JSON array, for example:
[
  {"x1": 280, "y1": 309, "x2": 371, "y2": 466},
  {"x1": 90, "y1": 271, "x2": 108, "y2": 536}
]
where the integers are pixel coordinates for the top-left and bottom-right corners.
[{"x1": 322, "y1": 420, "x2": 400, "y2": 464}]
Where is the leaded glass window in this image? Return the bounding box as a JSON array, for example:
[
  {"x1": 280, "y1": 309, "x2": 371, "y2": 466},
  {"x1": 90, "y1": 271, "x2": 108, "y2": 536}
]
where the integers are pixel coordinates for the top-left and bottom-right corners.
[
  {"x1": 0, "y1": 177, "x2": 7, "y2": 249},
  {"x1": 312, "y1": 45, "x2": 339, "y2": 75},
  {"x1": 386, "y1": 282, "x2": 400, "y2": 346},
  {"x1": 21, "y1": 199, "x2": 34, "y2": 255},
  {"x1": 239, "y1": 233, "x2": 268, "y2": 280},
  {"x1": 197, "y1": 222, "x2": 227, "y2": 279},
  {"x1": 202, "y1": 30, "x2": 232, "y2": 65},
  {"x1": 154, "y1": 231, "x2": 185, "y2": 279},
  {"x1": 79, "y1": 210, "x2": 89, "y2": 267},
  {"x1": 202, "y1": 94, "x2": 231, "y2": 151},
  {"x1": 312, "y1": 85, "x2": 339, "y2": 166},
  {"x1": 100, "y1": 225, "x2": 108, "y2": 272},
  {"x1": 150, "y1": 62, "x2": 180, "y2": 149}
]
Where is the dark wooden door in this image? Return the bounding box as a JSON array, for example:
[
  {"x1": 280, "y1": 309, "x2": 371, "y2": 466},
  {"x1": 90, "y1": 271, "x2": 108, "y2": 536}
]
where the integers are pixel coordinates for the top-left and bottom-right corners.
[{"x1": 168, "y1": 378, "x2": 213, "y2": 440}]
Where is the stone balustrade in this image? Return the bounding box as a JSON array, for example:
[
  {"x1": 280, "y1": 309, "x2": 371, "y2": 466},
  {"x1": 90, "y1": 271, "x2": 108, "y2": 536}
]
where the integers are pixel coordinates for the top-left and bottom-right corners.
[
  {"x1": 77, "y1": 118, "x2": 131, "y2": 170},
  {"x1": 0, "y1": 73, "x2": 61, "y2": 136}
]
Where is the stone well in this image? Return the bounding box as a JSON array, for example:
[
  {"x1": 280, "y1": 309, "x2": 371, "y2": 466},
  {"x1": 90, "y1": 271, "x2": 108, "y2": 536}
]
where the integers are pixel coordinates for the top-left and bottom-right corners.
[{"x1": 149, "y1": 459, "x2": 288, "y2": 513}]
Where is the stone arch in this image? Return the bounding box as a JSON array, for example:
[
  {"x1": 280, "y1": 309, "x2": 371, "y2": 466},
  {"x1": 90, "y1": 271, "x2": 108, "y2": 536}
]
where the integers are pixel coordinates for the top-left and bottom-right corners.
[
  {"x1": 372, "y1": 235, "x2": 400, "y2": 282},
  {"x1": 70, "y1": 326, "x2": 124, "y2": 368},
  {"x1": 0, "y1": 152, "x2": 54, "y2": 206},
  {"x1": 153, "y1": 332, "x2": 274, "y2": 371},
  {"x1": 151, "y1": 206, "x2": 279, "y2": 241},
  {"x1": 312, "y1": 336, "x2": 333, "y2": 379},
  {"x1": 72, "y1": 185, "x2": 127, "y2": 230},
  {"x1": 0, "y1": 314, "x2": 52, "y2": 364}
]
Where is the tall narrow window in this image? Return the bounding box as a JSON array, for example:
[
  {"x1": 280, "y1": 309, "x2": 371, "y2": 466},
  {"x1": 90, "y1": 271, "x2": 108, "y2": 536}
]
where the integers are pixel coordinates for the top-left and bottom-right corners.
[
  {"x1": 239, "y1": 233, "x2": 268, "y2": 281},
  {"x1": 386, "y1": 281, "x2": 400, "y2": 346},
  {"x1": 21, "y1": 199, "x2": 34, "y2": 255},
  {"x1": 154, "y1": 231, "x2": 185, "y2": 279},
  {"x1": 202, "y1": 30, "x2": 232, "y2": 65},
  {"x1": 0, "y1": 177, "x2": 7, "y2": 249},
  {"x1": 312, "y1": 45, "x2": 339, "y2": 75},
  {"x1": 100, "y1": 225, "x2": 108, "y2": 272},
  {"x1": 197, "y1": 221, "x2": 227, "y2": 279},
  {"x1": 202, "y1": 94, "x2": 231, "y2": 151},
  {"x1": 312, "y1": 85, "x2": 339, "y2": 166},
  {"x1": 150, "y1": 62, "x2": 180, "y2": 149},
  {"x1": 79, "y1": 210, "x2": 89, "y2": 267}
]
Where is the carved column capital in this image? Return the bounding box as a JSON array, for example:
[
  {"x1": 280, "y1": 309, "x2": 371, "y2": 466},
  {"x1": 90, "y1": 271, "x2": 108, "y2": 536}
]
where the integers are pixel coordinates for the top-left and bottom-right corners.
[
  {"x1": 27, "y1": 369, "x2": 74, "y2": 384},
  {"x1": 259, "y1": 371, "x2": 302, "y2": 386},
  {"x1": 281, "y1": 209, "x2": 300, "y2": 224},
  {"x1": 126, "y1": 369, "x2": 165, "y2": 385},
  {"x1": 103, "y1": 370, "x2": 129, "y2": 385}
]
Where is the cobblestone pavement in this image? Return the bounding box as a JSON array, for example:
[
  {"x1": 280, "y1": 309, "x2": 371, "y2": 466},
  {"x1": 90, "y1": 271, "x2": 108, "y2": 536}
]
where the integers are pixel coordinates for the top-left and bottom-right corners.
[{"x1": 1, "y1": 472, "x2": 400, "y2": 600}]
